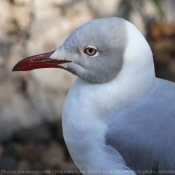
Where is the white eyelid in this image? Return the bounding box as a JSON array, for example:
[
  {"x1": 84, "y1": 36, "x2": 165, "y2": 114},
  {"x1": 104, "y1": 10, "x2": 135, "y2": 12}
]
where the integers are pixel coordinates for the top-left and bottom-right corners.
[{"x1": 85, "y1": 45, "x2": 99, "y2": 57}]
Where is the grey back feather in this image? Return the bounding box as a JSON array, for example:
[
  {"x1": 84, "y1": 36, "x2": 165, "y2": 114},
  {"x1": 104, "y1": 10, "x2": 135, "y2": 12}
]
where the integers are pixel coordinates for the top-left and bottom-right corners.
[{"x1": 106, "y1": 78, "x2": 175, "y2": 175}]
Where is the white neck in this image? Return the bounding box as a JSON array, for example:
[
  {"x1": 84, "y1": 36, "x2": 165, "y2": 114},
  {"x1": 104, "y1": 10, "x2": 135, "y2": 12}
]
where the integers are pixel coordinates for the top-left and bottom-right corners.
[
  {"x1": 62, "y1": 71, "x2": 156, "y2": 175},
  {"x1": 62, "y1": 21, "x2": 156, "y2": 175}
]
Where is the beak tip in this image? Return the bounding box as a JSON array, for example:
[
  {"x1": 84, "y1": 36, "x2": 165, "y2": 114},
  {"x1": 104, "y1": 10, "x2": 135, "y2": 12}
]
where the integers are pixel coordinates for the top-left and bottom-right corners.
[
  {"x1": 12, "y1": 67, "x2": 16, "y2": 72},
  {"x1": 12, "y1": 64, "x2": 20, "y2": 72}
]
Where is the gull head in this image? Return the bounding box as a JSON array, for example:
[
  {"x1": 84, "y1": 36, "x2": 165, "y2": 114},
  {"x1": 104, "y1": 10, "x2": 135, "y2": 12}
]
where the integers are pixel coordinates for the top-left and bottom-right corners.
[{"x1": 13, "y1": 17, "x2": 154, "y2": 84}]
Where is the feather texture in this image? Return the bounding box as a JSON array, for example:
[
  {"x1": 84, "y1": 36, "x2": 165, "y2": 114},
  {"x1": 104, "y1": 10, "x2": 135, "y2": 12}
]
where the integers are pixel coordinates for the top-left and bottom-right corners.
[{"x1": 106, "y1": 79, "x2": 175, "y2": 175}]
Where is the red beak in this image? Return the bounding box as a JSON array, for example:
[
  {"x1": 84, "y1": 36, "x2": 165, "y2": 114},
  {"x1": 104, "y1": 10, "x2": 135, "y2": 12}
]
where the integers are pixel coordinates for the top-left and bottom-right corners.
[{"x1": 12, "y1": 51, "x2": 70, "y2": 71}]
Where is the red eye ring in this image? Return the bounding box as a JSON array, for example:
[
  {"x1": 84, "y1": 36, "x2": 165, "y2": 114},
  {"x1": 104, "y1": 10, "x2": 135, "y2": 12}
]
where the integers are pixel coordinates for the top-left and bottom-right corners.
[{"x1": 83, "y1": 47, "x2": 97, "y2": 56}]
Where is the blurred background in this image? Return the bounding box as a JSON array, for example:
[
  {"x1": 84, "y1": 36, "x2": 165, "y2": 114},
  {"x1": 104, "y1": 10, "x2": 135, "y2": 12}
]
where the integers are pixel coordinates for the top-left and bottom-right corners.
[{"x1": 0, "y1": 0, "x2": 175, "y2": 174}]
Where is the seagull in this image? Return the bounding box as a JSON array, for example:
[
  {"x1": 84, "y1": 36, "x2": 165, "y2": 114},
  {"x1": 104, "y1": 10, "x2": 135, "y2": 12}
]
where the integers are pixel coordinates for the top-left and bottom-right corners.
[{"x1": 13, "y1": 17, "x2": 175, "y2": 175}]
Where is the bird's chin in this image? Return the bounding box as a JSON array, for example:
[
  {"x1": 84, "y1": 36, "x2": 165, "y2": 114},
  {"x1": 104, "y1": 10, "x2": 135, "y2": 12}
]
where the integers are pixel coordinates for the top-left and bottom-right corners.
[{"x1": 60, "y1": 62, "x2": 84, "y2": 78}]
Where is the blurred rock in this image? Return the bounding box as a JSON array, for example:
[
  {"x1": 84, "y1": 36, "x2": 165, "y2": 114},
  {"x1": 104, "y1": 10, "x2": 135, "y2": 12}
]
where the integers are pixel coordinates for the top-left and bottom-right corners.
[
  {"x1": 13, "y1": 124, "x2": 53, "y2": 144},
  {"x1": 37, "y1": 143, "x2": 48, "y2": 156},
  {"x1": 0, "y1": 155, "x2": 16, "y2": 170},
  {"x1": 17, "y1": 160, "x2": 31, "y2": 171},
  {"x1": 0, "y1": 144, "x2": 3, "y2": 159},
  {"x1": 150, "y1": 22, "x2": 175, "y2": 40},
  {"x1": 50, "y1": 120, "x2": 63, "y2": 142},
  {"x1": 3, "y1": 143, "x2": 22, "y2": 159},
  {"x1": 31, "y1": 161, "x2": 43, "y2": 170},
  {"x1": 59, "y1": 161, "x2": 78, "y2": 171},
  {"x1": 43, "y1": 141, "x2": 64, "y2": 168},
  {"x1": 149, "y1": 21, "x2": 175, "y2": 81},
  {"x1": 20, "y1": 144, "x2": 38, "y2": 162}
]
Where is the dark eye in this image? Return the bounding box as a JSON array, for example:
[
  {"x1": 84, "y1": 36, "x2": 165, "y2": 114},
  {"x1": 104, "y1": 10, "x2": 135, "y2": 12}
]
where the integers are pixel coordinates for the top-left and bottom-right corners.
[{"x1": 83, "y1": 47, "x2": 98, "y2": 56}]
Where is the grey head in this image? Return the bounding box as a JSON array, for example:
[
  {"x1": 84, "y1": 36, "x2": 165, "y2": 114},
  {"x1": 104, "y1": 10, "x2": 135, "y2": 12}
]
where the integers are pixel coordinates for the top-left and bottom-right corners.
[
  {"x1": 51, "y1": 17, "x2": 127, "y2": 84},
  {"x1": 13, "y1": 17, "x2": 154, "y2": 84}
]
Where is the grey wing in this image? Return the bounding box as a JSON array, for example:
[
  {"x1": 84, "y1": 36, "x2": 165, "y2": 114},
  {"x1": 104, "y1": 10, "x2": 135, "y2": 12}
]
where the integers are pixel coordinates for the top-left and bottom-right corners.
[{"x1": 106, "y1": 79, "x2": 175, "y2": 174}]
